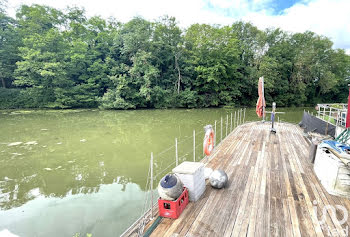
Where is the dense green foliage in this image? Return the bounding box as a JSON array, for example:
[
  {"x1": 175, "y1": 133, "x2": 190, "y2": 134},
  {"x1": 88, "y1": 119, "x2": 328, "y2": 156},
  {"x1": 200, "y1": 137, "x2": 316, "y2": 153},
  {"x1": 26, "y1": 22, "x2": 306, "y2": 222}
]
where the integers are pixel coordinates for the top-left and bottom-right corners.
[{"x1": 1, "y1": 3, "x2": 349, "y2": 109}]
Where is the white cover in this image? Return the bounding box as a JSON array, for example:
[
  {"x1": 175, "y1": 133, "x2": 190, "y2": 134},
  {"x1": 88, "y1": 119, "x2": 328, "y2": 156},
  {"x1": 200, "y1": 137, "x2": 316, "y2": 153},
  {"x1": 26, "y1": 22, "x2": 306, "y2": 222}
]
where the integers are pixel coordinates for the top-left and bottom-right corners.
[{"x1": 172, "y1": 162, "x2": 206, "y2": 201}]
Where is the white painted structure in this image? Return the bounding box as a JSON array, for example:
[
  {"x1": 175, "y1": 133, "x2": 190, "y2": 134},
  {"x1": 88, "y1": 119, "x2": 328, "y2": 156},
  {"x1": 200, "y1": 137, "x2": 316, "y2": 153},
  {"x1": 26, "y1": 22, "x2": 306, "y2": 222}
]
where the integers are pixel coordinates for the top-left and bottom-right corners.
[{"x1": 314, "y1": 146, "x2": 350, "y2": 197}]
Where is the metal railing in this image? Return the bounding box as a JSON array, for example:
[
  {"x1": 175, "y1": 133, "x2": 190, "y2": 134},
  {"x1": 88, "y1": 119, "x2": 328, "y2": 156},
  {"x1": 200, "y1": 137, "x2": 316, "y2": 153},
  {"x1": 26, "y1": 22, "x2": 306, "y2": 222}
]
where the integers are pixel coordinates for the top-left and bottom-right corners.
[
  {"x1": 316, "y1": 103, "x2": 347, "y2": 128},
  {"x1": 121, "y1": 108, "x2": 247, "y2": 237}
]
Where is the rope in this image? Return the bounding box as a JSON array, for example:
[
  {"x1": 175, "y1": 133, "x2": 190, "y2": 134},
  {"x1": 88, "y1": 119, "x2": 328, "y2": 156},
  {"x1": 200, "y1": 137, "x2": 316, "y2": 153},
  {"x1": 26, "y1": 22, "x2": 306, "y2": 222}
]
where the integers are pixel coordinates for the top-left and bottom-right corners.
[
  {"x1": 153, "y1": 131, "x2": 203, "y2": 161},
  {"x1": 154, "y1": 161, "x2": 176, "y2": 179},
  {"x1": 154, "y1": 144, "x2": 176, "y2": 158},
  {"x1": 140, "y1": 177, "x2": 150, "y2": 217},
  {"x1": 177, "y1": 135, "x2": 193, "y2": 145},
  {"x1": 138, "y1": 161, "x2": 151, "y2": 235},
  {"x1": 154, "y1": 131, "x2": 207, "y2": 163},
  {"x1": 177, "y1": 154, "x2": 189, "y2": 163},
  {"x1": 155, "y1": 154, "x2": 189, "y2": 180}
]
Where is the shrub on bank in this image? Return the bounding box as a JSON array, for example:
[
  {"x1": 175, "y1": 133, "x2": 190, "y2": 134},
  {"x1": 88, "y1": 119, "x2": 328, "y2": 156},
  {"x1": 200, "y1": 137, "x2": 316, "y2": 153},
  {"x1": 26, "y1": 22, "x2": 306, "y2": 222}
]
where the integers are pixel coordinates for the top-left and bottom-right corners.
[{"x1": 0, "y1": 88, "x2": 42, "y2": 109}]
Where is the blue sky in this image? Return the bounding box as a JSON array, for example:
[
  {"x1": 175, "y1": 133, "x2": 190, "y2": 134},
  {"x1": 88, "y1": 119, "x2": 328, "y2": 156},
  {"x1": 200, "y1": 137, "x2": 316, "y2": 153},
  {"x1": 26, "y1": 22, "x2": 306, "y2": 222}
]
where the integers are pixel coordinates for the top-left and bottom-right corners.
[
  {"x1": 6, "y1": 0, "x2": 350, "y2": 53},
  {"x1": 204, "y1": 0, "x2": 301, "y2": 16},
  {"x1": 271, "y1": 0, "x2": 300, "y2": 14}
]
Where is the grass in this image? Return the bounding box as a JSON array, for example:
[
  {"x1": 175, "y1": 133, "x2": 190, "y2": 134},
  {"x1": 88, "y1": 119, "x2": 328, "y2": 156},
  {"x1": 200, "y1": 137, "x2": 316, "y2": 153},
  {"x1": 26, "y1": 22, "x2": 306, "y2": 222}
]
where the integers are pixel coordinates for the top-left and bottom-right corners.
[{"x1": 323, "y1": 115, "x2": 336, "y2": 125}]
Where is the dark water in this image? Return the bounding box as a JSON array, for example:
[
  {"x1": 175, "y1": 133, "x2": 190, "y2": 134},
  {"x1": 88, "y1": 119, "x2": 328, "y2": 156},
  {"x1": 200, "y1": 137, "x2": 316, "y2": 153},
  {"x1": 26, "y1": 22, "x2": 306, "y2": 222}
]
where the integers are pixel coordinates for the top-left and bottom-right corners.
[{"x1": 0, "y1": 107, "x2": 311, "y2": 236}]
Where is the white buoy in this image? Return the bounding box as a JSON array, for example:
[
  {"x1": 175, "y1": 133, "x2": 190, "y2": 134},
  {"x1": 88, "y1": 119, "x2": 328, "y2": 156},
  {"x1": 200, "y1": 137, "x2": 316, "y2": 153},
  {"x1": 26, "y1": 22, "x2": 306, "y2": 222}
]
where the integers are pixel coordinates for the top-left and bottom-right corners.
[{"x1": 157, "y1": 174, "x2": 184, "y2": 201}]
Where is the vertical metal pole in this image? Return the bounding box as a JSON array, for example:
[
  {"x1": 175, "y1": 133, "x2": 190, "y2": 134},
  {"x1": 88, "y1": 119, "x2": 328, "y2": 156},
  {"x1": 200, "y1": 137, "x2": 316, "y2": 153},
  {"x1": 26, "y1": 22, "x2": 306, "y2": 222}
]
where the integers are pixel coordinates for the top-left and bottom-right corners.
[
  {"x1": 335, "y1": 110, "x2": 339, "y2": 128},
  {"x1": 230, "y1": 113, "x2": 233, "y2": 132},
  {"x1": 238, "y1": 110, "x2": 241, "y2": 126},
  {"x1": 240, "y1": 109, "x2": 242, "y2": 125},
  {"x1": 221, "y1": 117, "x2": 223, "y2": 142},
  {"x1": 239, "y1": 109, "x2": 242, "y2": 125},
  {"x1": 214, "y1": 120, "x2": 217, "y2": 147},
  {"x1": 234, "y1": 111, "x2": 237, "y2": 128},
  {"x1": 193, "y1": 130, "x2": 195, "y2": 162},
  {"x1": 326, "y1": 113, "x2": 331, "y2": 136},
  {"x1": 325, "y1": 107, "x2": 332, "y2": 136},
  {"x1": 239, "y1": 110, "x2": 241, "y2": 126},
  {"x1": 323, "y1": 107, "x2": 326, "y2": 120},
  {"x1": 318, "y1": 106, "x2": 320, "y2": 118},
  {"x1": 243, "y1": 108, "x2": 246, "y2": 124},
  {"x1": 175, "y1": 138, "x2": 178, "y2": 166},
  {"x1": 226, "y1": 114, "x2": 228, "y2": 137},
  {"x1": 150, "y1": 152, "x2": 154, "y2": 219}
]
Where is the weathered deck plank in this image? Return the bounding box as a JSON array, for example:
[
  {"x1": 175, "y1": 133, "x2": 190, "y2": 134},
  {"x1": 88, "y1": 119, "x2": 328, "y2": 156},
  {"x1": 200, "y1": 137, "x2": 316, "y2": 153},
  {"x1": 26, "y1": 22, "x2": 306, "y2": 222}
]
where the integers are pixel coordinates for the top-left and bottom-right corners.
[{"x1": 142, "y1": 122, "x2": 350, "y2": 237}]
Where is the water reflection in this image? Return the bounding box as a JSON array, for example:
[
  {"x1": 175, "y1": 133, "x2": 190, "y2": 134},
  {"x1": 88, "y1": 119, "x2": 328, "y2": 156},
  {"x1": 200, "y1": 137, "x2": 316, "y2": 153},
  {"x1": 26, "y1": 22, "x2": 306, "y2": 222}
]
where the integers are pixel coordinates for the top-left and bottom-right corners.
[{"x1": 0, "y1": 181, "x2": 148, "y2": 237}]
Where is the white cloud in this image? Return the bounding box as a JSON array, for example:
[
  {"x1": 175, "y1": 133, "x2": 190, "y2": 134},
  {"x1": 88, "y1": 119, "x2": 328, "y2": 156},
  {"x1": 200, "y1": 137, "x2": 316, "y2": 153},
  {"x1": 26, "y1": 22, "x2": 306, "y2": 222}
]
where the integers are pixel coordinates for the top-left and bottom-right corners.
[
  {"x1": 5, "y1": 0, "x2": 350, "y2": 52},
  {"x1": 242, "y1": 0, "x2": 350, "y2": 51},
  {"x1": 7, "y1": 0, "x2": 218, "y2": 25}
]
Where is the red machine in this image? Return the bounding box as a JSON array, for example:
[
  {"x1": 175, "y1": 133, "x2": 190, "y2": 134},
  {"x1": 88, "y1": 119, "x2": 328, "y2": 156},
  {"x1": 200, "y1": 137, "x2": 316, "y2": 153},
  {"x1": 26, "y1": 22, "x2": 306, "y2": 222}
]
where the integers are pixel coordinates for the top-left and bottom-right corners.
[{"x1": 158, "y1": 188, "x2": 189, "y2": 219}]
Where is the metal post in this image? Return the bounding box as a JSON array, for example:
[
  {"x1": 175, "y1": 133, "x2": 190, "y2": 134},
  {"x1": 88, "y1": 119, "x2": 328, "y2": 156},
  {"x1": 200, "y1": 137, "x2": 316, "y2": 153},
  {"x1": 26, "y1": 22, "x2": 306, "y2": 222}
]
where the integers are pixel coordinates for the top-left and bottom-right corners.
[
  {"x1": 239, "y1": 109, "x2": 241, "y2": 125},
  {"x1": 230, "y1": 113, "x2": 233, "y2": 132},
  {"x1": 234, "y1": 111, "x2": 237, "y2": 128},
  {"x1": 150, "y1": 152, "x2": 154, "y2": 219},
  {"x1": 318, "y1": 106, "x2": 321, "y2": 118},
  {"x1": 238, "y1": 110, "x2": 240, "y2": 126},
  {"x1": 175, "y1": 138, "x2": 178, "y2": 166},
  {"x1": 325, "y1": 107, "x2": 332, "y2": 136},
  {"x1": 214, "y1": 120, "x2": 217, "y2": 146},
  {"x1": 243, "y1": 108, "x2": 246, "y2": 124},
  {"x1": 335, "y1": 110, "x2": 339, "y2": 128},
  {"x1": 193, "y1": 130, "x2": 195, "y2": 162},
  {"x1": 326, "y1": 116, "x2": 330, "y2": 136},
  {"x1": 221, "y1": 117, "x2": 223, "y2": 142},
  {"x1": 240, "y1": 109, "x2": 242, "y2": 125},
  {"x1": 226, "y1": 114, "x2": 228, "y2": 137},
  {"x1": 323, "y1": 107, "x2": 326, "y2": 120}
]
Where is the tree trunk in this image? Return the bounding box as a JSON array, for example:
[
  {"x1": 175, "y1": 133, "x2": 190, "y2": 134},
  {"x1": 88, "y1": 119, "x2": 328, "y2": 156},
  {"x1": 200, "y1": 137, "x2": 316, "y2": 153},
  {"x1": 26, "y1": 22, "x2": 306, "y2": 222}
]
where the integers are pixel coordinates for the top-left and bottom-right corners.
[
  {"x1": 1, "y1": 78, "x2": 6, "y2": 88},
  {"x1": 175, "y1": 55, "x2": 181, "y2": 94}
]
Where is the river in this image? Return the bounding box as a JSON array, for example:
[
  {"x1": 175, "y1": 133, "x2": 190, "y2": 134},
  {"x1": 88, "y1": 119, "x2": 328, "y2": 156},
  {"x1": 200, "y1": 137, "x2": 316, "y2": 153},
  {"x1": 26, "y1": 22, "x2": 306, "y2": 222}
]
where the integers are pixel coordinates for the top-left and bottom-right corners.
[{"x1": 0, "y1": 107, "x2": 310, "y2": 236}]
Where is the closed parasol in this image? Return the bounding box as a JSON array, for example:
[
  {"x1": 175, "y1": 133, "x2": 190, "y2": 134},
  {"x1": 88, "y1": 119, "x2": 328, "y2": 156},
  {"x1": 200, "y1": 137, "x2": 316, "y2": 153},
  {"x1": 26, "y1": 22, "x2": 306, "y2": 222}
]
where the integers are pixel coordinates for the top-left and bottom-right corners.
[
  {"x1": 256, "y1": 76, "x2": 266, "y2": 118},
  {"x1": 346, "y1": 87, "x2": 350, "y2": 128}
]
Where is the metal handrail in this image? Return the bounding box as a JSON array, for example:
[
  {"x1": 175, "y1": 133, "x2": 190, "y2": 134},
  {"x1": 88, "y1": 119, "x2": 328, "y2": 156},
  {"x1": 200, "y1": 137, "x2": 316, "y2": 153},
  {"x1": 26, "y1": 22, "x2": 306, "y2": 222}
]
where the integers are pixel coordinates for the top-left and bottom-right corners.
[{"x1": 316, "y1": 104, "x2": 347, "y2": 128}]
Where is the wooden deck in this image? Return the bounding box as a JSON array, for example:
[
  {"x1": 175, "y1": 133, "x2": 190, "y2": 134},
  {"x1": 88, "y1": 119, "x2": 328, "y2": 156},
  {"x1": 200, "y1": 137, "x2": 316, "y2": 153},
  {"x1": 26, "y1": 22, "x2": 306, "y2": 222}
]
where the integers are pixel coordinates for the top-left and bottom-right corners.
[{"x1": 144, "y1": 122, "x2": 350, "y2": 237}]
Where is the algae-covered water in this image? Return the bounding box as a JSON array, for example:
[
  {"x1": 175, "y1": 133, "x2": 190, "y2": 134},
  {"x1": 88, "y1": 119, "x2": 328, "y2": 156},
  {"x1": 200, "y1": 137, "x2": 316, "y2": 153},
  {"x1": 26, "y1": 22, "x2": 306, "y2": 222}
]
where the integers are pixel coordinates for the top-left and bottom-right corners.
[{"x1": 0, "y1": 107, "x2": 310, "y2": 236}]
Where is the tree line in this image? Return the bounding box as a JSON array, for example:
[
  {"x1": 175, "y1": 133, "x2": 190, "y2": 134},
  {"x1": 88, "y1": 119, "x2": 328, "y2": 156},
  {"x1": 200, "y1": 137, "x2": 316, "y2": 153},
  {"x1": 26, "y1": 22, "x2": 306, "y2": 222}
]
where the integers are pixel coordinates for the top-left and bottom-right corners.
[{"x1": 1, "y1": 3, "x2": 349, "y2": 109}]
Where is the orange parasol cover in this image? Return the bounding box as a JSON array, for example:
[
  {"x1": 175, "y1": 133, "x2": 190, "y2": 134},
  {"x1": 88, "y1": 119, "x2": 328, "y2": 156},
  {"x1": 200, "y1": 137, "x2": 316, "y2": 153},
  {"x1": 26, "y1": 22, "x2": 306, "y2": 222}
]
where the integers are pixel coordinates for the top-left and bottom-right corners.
[{"x1": 256, "y1": 77, "x2": 266, "y2": 118}]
